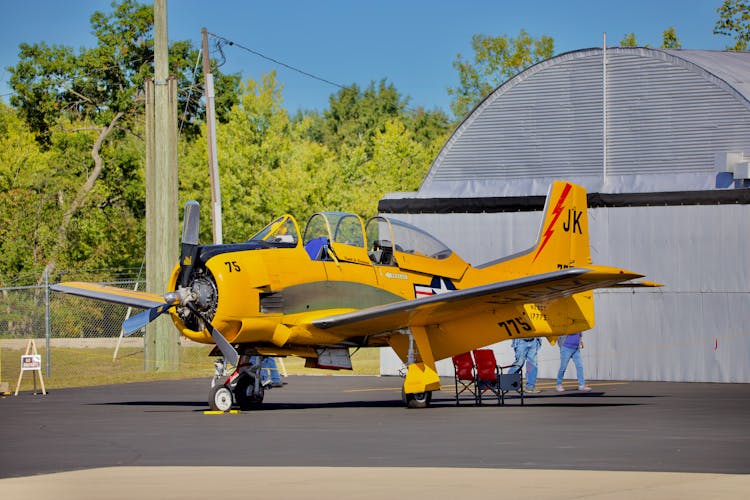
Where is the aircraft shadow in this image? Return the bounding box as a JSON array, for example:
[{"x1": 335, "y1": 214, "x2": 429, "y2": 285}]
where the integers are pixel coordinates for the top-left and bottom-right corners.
[
  {"x1": 91, "y1": 392, "x2": 655, "y2": 411},
  {"x1": 92, "y1": 399, "x2": 405, "y2": 411},
  {"x1": 92, "y1": 401, "x2": 209, "y2": 408},
  {"x1": 429, "y1": 391, "x2": 653, "y2": 408}
]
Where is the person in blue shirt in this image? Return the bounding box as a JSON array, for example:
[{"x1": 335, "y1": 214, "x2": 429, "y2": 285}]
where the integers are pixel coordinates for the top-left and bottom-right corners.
[
  {"x1": 555, "y1": 332, "x2": 592, "y2": 392},
  {"x1": 509, "y1": 337, "x2": 542, "y2": 393}
]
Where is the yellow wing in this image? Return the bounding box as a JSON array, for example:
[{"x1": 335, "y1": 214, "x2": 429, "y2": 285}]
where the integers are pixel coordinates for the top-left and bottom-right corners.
[{"x1": 311, "y1": 266, "x2": 646, "y2": 337}]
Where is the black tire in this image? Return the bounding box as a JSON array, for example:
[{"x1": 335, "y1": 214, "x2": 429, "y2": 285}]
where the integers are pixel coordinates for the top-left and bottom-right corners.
[
  {"x1": 234, "y1": 374, "x2": 264, "y2": 411},
  {"x1": 208, "y1": 384, "x2": 233, "y2": 412},
  {"x1": 402, "y1": 386, "x2": 432, "y2": 408}
]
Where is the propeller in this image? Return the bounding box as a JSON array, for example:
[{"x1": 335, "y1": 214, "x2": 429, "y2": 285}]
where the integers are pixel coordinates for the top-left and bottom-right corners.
[
  {"x1": 119, "y1": 200, "x2": 239, "y2": 365},
  {"x1": 120, "y1": 201, "x2": 200, "y2": 335}
]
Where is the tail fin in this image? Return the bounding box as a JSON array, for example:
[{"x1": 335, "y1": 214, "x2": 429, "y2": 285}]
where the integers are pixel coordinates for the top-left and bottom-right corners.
[{"x1": 530, "y1": 181, "x2": 591, "y2": 272}]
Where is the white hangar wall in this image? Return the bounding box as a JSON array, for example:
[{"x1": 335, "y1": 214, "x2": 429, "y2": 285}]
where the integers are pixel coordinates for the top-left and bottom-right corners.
[{"x1": 379, "y1": 203, "x2": 750, "y2": 383}]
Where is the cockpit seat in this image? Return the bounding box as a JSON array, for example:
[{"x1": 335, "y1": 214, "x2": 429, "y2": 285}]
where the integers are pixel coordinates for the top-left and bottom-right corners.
[
  {"x1": 305, "y1": 237, "x2": 329, "y2": 260},
  {"x1": 370, "y1": 239, "x2": 395, "y2": 265}
]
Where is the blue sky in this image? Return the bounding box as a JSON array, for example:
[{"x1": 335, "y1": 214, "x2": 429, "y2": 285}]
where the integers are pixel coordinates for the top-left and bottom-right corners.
[{"x1": 0, "y1": 1, "x2": 731, "y2": 115}]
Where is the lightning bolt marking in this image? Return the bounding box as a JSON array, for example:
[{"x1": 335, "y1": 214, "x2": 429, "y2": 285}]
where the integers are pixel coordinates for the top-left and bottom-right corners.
[{"x1": 532, "y1": 183, "x2": 572, "y2": 262}]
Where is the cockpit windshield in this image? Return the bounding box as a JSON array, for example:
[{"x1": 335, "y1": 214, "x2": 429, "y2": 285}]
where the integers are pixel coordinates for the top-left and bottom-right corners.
[
  {"x1": 365, "y1": 216, "x2": 453, "y2": 261},
  {"x1": 302, "y1": 212, "x2": 370, "y2": 263},
  {"x1": 303, "y1": 212, "x2": 365, "y2": 247},
  {"x1": 249, "y1": 216, "x2": 299, "y2": 245},
  {"x1": 390, "y1": 218, "x2": 453, "y2": 259}
]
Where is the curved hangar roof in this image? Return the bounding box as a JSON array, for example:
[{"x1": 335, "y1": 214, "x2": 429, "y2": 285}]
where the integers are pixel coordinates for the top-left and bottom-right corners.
[{"x1": 418, "y1": 47, "x2": 750, "y2": 197}]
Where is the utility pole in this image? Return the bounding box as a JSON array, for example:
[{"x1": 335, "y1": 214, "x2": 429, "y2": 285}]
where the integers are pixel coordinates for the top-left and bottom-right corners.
[
  {"x1": 144, "y1": 0, "x2": 179, "y2": 370},
  {"x1": 202, "y1": 28, "x2": 223, "y2": 244}
]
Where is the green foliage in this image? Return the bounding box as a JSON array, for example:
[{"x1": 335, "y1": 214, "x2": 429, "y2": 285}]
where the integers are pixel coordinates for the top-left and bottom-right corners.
[
  {"x1": 9, "y1": 0, "x2": 149, "y2": 145},
  {"x1": 404, "y1": 107, "x2": 451, "y2": 149},
  {"x1": 661, "y1": 27, "x2": 682, "y2": 49},
  {"x1": 180, "y1": 72, "x2": 446, "y2": 243},
  {"x1": 618, "y1": 28, "x2": 682, "y2": 49},
  {"x1": 181, "y1": 72, "x2": 337, "y2": 242},
  {"x1": 2, "y1": 1, "x2": 451, "y2": 282},
  {"x1": 715, "y1": 0, "x2": 750, "y2": 50},
  {"x1": 9, "y1": 0, "x2": 238, "y2": 145},
  {"x1": 2, "y1": 0, "x2": 240, "y2": 281},
  {"x1": 620, "y1": 33, "x2": 639, "y2": 47},
  {"x1": 448, "y1": 30, "x2": 554, "y2": 119},
  {"x1": 0, "y1": 103, "x2": 57, "y2": 279},
  {"x1": 322, "y1": 80, "x2": 407, "y2": 154}
]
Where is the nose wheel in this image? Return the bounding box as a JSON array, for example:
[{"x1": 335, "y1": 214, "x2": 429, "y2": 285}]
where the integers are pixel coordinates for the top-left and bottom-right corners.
[{"x1": 208, "y1": 384, "x2": 233, "y2": 412}]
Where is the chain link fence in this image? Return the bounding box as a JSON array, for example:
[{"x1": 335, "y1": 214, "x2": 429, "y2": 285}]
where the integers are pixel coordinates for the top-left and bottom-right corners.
[{"x1": 0, "y1": 269, "x2": 215, "y2": 393}]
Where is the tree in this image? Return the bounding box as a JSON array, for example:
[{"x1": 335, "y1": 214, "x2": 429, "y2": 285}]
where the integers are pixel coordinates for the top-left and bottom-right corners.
[
  {"x1": 620, "y1": 33, "x2": 639, "y2": 47},
  {"x1": 181, "y1": 72, "x2": 343, "y2": 241},
  {"x1": 0, "y1": 103, "x2": 56, "y2": 279},
  {"x1": 448, "y1": 30, "x2": 554, "y2": 119},
  {"x1": 661, "y1": 27, "x2": 682, "y2": 49},
  {"x1": 6, "y1": 0, "x2": 238, "y2": 274},
  {"x1": 366, "y1": 120, "x2": 433, "y2": 192},
  {"x1": 618, "y1": 28, "x2": 682, "y2": 49},
  {"x1": 714, "y1": 0, "x2": 750, "y2": 50},
  {"x1": 322, "y1": 80, "x2": 407, "y2": 154},
  {"x1": 403, "y1": 106, "x2": 451, "y2": 150}
]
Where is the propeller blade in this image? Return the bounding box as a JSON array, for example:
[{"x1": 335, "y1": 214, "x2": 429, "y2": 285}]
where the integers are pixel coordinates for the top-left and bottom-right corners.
[
  {"x1": 122, "y1": 303, "x2": 172, "y2": 336},
  {"x1": 182, "y1": 200, "x2": 200, "y2": 246},
  {"x1": 180, "y1": 200, "x2": 201, "y2": 287},
  {"x1": 186, "y1": 303, "x2": 239, "y2": 366},
  {"x1": 207, "y1": 324, "x2": 239, "y2": 367}
]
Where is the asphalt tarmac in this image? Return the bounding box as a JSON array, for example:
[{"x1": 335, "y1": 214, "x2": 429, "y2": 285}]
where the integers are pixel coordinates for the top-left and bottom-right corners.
[{"x1": 1, "y1": 376, "x2": 748, "y2": 499}]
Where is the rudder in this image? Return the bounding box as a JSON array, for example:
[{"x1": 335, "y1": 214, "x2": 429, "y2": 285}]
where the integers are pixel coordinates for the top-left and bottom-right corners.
[{"x1": 530, "y1": 181, "x2": 591, "y2": 273}]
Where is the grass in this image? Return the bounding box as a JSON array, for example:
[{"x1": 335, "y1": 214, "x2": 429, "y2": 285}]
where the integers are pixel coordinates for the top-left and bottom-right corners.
[{"x1": 1, "y1": 344, "x2": 382, "y2": 392}]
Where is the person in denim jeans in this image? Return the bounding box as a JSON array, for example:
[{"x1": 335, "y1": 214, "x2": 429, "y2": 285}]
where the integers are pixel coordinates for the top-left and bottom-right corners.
[
  {"x1": 509, "y1": 337, "x2": 542, "y2": 393},
  {"x1": 555, "y1": 332, "x2": 592, "y2": 392},
  {"x1": 250, "y1": 356, "x2": 283, "y2": 387}
]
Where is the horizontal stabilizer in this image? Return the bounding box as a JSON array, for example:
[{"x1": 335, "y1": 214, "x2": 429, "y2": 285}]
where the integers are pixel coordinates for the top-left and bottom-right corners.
[{"x1": 607, "y1": 280, "x2": 663, "y2": 288}]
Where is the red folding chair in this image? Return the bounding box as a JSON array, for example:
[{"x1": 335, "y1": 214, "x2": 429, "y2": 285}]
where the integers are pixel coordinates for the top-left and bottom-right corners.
[
  {"x1": 451, "y1": 352, "x2": 478, "y2": 405},
  {"x1": 472, "y1": 349, "x2": 502, "y2": 405},
  {"x1": 472, "y1": 349, "x2": 524, "y2": 405}
]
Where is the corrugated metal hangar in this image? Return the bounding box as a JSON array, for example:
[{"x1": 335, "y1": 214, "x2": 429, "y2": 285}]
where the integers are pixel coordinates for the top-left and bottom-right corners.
[{"x1": 379, "y1": 47, "x2": 750, "y2": 383}]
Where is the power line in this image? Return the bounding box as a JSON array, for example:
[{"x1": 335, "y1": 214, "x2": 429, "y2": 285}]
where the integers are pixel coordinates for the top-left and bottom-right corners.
[{"x1": 207, "y1": 31, "x2": 345, "y2": 90}]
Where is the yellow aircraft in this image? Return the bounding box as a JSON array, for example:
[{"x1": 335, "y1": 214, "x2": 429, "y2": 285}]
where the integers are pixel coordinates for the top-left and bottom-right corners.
[{"x1": 52, "y1": 181, "x2": 656, "y2": 410}]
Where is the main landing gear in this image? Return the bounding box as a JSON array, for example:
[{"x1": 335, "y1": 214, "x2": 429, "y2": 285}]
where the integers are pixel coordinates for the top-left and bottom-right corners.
[
  {"x1": 401, "y1": 385, "x2": 433, "y2": 409},
  {"x1": 208, "y1": 355, "x2": 271, "y2": 411}
]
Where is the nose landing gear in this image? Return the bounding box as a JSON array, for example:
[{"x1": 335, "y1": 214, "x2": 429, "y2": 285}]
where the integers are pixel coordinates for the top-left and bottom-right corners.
[{"x1": 207, "y1": 355, "x2": 273, "y2": 411}]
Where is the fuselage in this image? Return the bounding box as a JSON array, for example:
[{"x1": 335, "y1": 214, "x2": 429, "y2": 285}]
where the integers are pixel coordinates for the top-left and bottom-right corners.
[{"x1": 167, "y1": 210, "x2": 596, "y2": 362}]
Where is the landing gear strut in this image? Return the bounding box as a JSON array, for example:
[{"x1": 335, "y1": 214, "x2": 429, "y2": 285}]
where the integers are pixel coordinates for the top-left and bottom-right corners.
[{"x1": 207, "y1": 355, "x2": 268, "y2": 411}]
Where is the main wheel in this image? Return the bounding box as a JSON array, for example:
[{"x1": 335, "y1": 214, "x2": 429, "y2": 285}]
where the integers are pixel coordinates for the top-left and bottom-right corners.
[
  {"x1": 402, "y1": 386, "x2": 432, "y2": 408},
  {"x1": 234, "y1": 374, "x2": 264, "y2": 411},
  {"x1": 208, "y1": 384, "x2": 233, "y2": 412}
]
